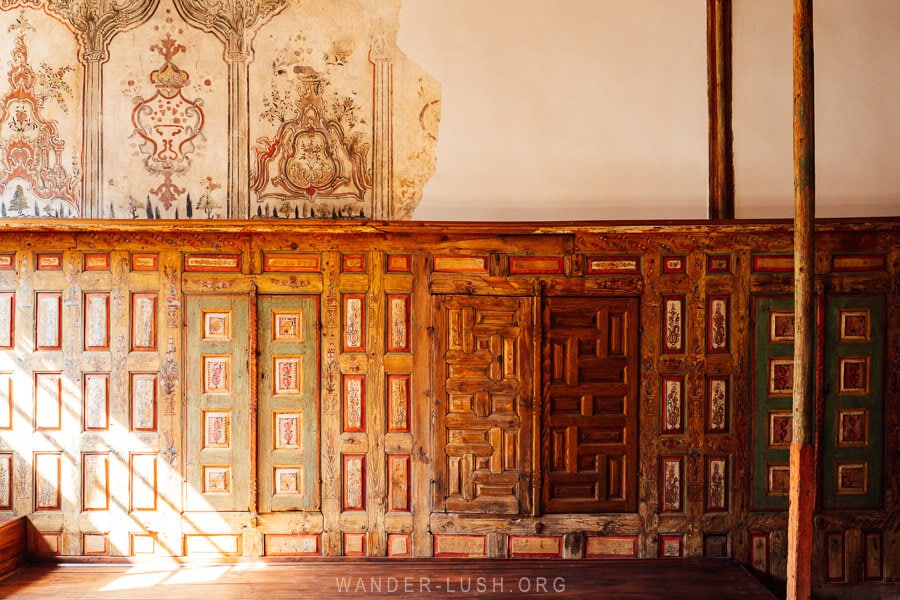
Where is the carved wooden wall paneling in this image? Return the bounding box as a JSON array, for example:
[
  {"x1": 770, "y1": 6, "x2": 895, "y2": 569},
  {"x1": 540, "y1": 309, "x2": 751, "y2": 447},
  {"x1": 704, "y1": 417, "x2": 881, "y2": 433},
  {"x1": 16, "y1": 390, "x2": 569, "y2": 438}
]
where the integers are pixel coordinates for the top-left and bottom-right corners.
[{"x1": 0, "y1": 220, "x2": 896, "y2": 590}]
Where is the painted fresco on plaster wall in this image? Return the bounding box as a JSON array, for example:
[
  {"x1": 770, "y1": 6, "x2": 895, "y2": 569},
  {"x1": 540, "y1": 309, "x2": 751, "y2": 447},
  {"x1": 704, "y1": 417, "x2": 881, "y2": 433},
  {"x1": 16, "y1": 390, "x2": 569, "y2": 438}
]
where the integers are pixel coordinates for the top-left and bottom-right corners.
[
  {"x1": 0, "y1": 10, "x2": 81, "y2": 218},
  {"x1": 250, "y1": 1, "x2": 374, "y2": 219},
  {"x1": 104, "y1": 1, "x2": 228, "y2": 219}
]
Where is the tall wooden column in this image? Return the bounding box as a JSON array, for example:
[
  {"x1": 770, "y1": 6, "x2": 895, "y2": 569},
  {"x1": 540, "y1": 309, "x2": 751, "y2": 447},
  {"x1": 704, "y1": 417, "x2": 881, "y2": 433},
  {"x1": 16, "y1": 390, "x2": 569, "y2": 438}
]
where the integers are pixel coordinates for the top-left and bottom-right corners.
[
  {"x1": 707, "y1": 0, "x2": 734, "y2": 219},
  {"x1": 787, "y1": 1, "x2": 815, "y2": 598}
]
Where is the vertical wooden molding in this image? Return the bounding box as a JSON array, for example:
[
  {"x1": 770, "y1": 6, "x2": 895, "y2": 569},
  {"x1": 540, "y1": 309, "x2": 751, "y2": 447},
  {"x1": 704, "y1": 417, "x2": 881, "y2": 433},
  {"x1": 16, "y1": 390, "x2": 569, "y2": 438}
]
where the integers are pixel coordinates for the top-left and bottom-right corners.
[
  {"x1": 787, "y1": 1, "x2": 815, "y2": 598},
  {"x1": 370, "y1": 34, "x2": 393, "y2": 219},
  {"x1": 532, "y1": 281, "x2": 544, "y2": 517},
  {"x1": 410, "y1": 253, "x2": 433, "y2": 556},
  {"x1": 248, "y1": 283, "x2": 258, "y2": 515},
  {"x1": 367, "y1": 251, "x2": 387, "y2": 555},
  {"x1": 707, "y1": 0, "x2": 734, "y2": 219}
]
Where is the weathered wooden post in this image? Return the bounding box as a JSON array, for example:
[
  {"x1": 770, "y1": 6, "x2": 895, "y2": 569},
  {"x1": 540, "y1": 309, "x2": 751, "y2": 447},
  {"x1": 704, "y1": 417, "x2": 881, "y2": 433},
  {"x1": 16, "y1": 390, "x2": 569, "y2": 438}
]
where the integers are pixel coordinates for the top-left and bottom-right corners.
[{"x1": 787, "y1": 0, "x2": 815, "y2": 598}]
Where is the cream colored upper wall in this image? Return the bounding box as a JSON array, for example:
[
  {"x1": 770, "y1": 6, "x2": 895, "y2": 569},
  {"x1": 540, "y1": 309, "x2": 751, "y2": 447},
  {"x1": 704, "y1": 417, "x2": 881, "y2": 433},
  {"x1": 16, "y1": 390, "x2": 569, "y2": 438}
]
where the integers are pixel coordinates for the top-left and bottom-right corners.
[{"x1": 403, "y1": 0, "x2": 899, "y2": 221}]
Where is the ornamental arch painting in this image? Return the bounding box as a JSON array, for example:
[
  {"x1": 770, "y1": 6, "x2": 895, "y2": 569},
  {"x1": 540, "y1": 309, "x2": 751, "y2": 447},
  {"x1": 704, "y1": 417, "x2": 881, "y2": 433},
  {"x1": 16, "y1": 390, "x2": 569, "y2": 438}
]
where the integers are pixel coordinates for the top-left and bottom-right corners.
[{"x1": 0, "y1": 0, "x2": 439, "y2": 220}]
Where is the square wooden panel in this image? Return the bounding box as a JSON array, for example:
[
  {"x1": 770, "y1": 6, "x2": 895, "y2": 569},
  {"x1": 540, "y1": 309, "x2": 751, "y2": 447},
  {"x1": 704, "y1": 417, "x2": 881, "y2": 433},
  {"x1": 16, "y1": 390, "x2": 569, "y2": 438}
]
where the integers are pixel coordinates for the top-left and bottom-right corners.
[
  {"x1": 83, "y1": 292, "x2": 110, "y2": 351},
  {"x1": 661, "y1": 255, "x2": 686, "y2": 274},
  {"x1": 838, "y1": 357, "x2": 869, "y2": 394},
  {"x1": 767, "y1": 358, "x2": 794, "y2": 396},
  {"x1": 82, "y1": 453, "x2": 110, "y2": 511},
  {"x1": 272, "y1": 311, "x2": 303, "y2": 342},
  {"x1": 839, "y1": 308, "x2": 870, "y2": 342},
  {"x1": 386, "y1": 254, "x2": 411, "y2": 273},
  {"x1": 202, "y1": 465, "x2": 231, "y2": 495},
  {"x1": 34, "y1": 372, "x2": 62, "y2": 430},
  {"x1": 706, "y1": 376, "x2": 729, "y2": 433},
  {"x1": 836, "y1": 462, "x2": 868, "y2": 495},
  {"x1": 34, "y1": 452, "x2": 61, "y2": 510},
  {"x1": 342, "y1": 454, "x2": 366, "y2": 512},
  {"x1": 274, "y1": 467, "x2": 302, "y2": 495},
  {"x1": 706, "y1": 294, "x2": 730, "y2": 353},
  {"x1": 342, "y1": 293, "x2": 366, "y2": 352},
  {"x1": 661, "y1": 375, "x2": 684, "y2": 434},
  {"x1": 343, "y1": 532, "x2": 366, "y2": 556},
  {"x1": 33, "y1": 532, "x2": 60, "y2": 556},
  {"x1": 202, "y1": 355, "x2": 232, "y2": 395},
  {"x1": 0, "y1": 453, "x2": 12, "y2": 510},
  {"x1": 0, "y1": 292, "x2": 15, "y2": 349},
  {"x1": 83, "y1": 534, "x2": 110, "y2": 556},
  {"x1": 705, "y1": 455, "x2": 729, "y2": 512},
  {"x1": 273, "y1": 356, "x2": 302, "y2": 395},
  {"x1": 826, "y1": 532, "x2": 845, "y2": 582},
  {"x1": 83, "y1": 253, "x2": 110, "y2": 271},
  {"x1": 387, "y1": 454, "x2": 410, "y2": 512},
  {"x1": 83, "y1": 373, "x2": 110, "y2": 431},
  {"x1": 386, "y1": 294, "x2": 410, "y2": 352},
  {"x1": 659, "y1": 456, "x2": 683, "y2": 514},
  {"x1": 203, "y1": 411, "x2": 231, "y2": 449},
  {"x1": 130, "y1": 454, "x2": 157, "y2": 511},
  {"x1": 131, "y1": 293, "x2": 158, "y2": 351},
  {"x1": 707, "y1": 254, "x2": 732, "y2": 273},
  {"x1": 837, "y1": 408, "x2": 868, "y2": 447},
  {"x1": 661, "y1": 296, "x2": 684, "y2": 354},
  {"x1": 131, "y1": 534, "x2": 157, "y2": 556},
  {"x1": 387, "y1": 534, "x2": 412, "y2": 557},
  {"x1": 767, "y1": 464, "x2": 790, "y2": 496},
  {"x1": 130, "y1": 373, "x2": 157, "y2": 432},
  {"x1": 768, "y1": 309, "x2": 795, "y2": 343},
  {"x1": 202, "y1": 311, "x2": 232, "y2": 341},
  {"x1": 387, "y1": 374, "x2": 410, "y2": 433},
  {"x1": 342, "y1": 374, "x2": 366, "y2": 433},
  {"x1": 750, "y1": 533, "x2": 770, "y2": 574},
  {"x1": 274, "y1": 412, "x2": 301, "y2": 449},
  {"x1": 767, "y1": 410, "x2": 792, "y2": 448},
  {"x1": 0, "y1": 254, "x2": 14, "y2": 271},
  {"x1": 659, "y1": 534, "x2": 683, "y2": 558},
  {"x1": 35, "y1": 292, "x2": 62, "y2": 350},
  {"x1": 863, "y1": 531, "x2": 883, "y2": 581},
  {"x1": 0, "y1": 372, "x2": 12, "y2": 429}
]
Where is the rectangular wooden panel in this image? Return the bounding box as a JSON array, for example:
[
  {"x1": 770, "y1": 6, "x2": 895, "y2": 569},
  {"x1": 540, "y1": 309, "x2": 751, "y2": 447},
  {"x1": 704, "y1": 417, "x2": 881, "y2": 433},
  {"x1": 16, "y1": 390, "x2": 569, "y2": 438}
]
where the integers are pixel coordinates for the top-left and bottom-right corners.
[
  {"x1": 130, "y1": 373, "x2": 157, "y2": 432},
  {"x1": 342, "y1": 454, "x2": 366, "y2": 512},
  {"x1": 387, "y1": 455, "x2": 410, "y2": 512},
  {"x1": 433, "y1": 534, "x2": 487, "y2": 558},
  {"x1": 387, "y1": 374, "x2": 410, "y2": 433},
  {"x1": 0, "y1": 293, "x2": 13, "y2": 349},
  {"x1": 130, "y1": 453, "x2": 157, "y2": 511},
  {"x1": 184, "y1": 254, "x2": 242, "y2": 273},
  {"x1": 131, "y1": 293, "x2": 157, "y2": 351},
  {"x1": 0, "y1": 373, "x2": 12, "y2": 430},
  {"x1": 83, "y1": 292, "x2": 110, "y2": 351},
  {"x1": 342, "y1": 375, "x2": 365, "y2": 433},
  {"x1": 0, "y1": 454, "x2": 12, "y2": 510},
  {"x1": 264, "y1": 534, "x2": 320, "y2": 556},
  {"x1": 82, "y1": 454, "x2": 109, "y2": 511},
  {"x1": 34, "y1": 452, "x2": 61, "y2": 511},
  {"x1": 35, "y1": 292, "x2": 62, "y2": 350},
  {"x1": 508, "y1": 535, "x2": 562, "y2": 558},
  {"x1": 83, "y1": 373, "x2": 109, "y2": 431},
  {"x1": 34, "y1": 373, "x2": 62, "y2": 430},
  {"x1": 661, "y1": 296, "x2": 684, "y2": 354},
  {"x1": 262, "y1": 253, "x2": 321, "y2": 273},
  {"x1": 386, "y1": 294, "x2": 410, "y2": 352},
  {"x1": 585, "y1": 535, "x2": 638, "y2": 558}
]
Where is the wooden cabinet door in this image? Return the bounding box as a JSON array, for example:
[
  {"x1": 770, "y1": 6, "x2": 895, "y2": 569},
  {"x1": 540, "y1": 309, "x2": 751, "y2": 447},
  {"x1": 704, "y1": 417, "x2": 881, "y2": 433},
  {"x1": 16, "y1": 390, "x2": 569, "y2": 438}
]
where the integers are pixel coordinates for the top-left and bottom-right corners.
[
  {"x1": 257, "y1": 295, "x2": 319, "y2": 512},
  {"x1": 433, "y1": 295, "x2": 533, "y2": 515},
  {"x1": 541, "y1": 296, "x2": 639, "y2": 513}
]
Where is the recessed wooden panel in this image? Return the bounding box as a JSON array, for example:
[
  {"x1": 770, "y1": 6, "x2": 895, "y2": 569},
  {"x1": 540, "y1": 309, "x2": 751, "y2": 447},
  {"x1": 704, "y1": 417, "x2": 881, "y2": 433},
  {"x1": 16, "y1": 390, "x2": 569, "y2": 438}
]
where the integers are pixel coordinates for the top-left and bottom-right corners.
[
  {"x1": 184, "y1": 534, "x2": 241, "y2": 556},
  {"x1": 131, "y1": 253, "x2": 159, "y2": 271},
  {"x1": 387, "y1": 534, "x2": 411, "y2": 556},
  {"x1": 36, "y1": 253, "x2": 62, "y2": 271},
  {"x1": 262, "y1": 253, "x2": 321, "y2": 273},
  {"x1": 202, "y1": 465, "x2": 232, "y2": 494},
  {"x1": 752, "y1": 254, "x2": 793, "y2": 272},
  {"x1": 386, "y1": 294, "x2": 410, "y2": 352},
  {"x1": 585, "y1": 535, "x2": 638, "y2": 558},
  {"x1": 433, "y1": 534, "x2": 487, "y2": 558},
  {"x1": 82, "y1": 453, "x2": 109, "y2": 511},
  {"x1": 342, "y1": 374, "x2": 366, "y2": 433},
  {"x1": 83, "y1": 534, "x2": 109, "y2": 556},
  {"x1": 659, "y1": 535, "x2": 684, "y2": 558},
  {"x1": 35, "y1": 292, "x2": 62, "y2": 350},
  {"x1": 750, "y1": 533, "x2": 770, "y2": 573},
  {"x1": 661, "y1": 296, "x2": 684, "y2": 354},
  {"x1": 131, "y1": 293, "x2": 158, "y2": 351},
  {"x1": 706, "y1": 376, "x2": 730, "y2": 433},
  {"x1": 387, "y1": 374, "x2": 410, "y2": 433},
  {"x1": 831, "y1": 253, "x2": 885, "y2": 272},
  {"x1": 433, "y1": 255, "x2": 488, "y2": 274},
  {"x1": 34, "y1": 452, "x2": 61, "y2": 511},
  {"x1": 661, "y1": 375, "x2": 684, "y2": 435},
  {"x1": 273, "y1": 466, "x2": 302, "y2": 496},
  {"x1": 34, "y1": 372, "x2": 62, "y2": 430},
  {"x1": 83, "y1": 292, "x2": 110, "y2": 350},
  {"x1": 0, "y1": 454, "x2": 12, "y2": 510},
  {"x1": 660, "y1": 456, "x2": 683, "y2": 514},
  {"x1": 586, "y1": 255, "x2": 640, "y2": 274},
  {"x1": 130, "y1": 373, "x2": 157, "y2": 432},
  {"x1": 202, "y1": 311, "x2": 232, "y2": 341},
  {"x1": 342, "y1": 454, "x2": 366, "y2": 512},
  {"x1": 264, "y1": 534, "x2": 320, "y2": 556},
  {"x1": 707, "y1": 294, "x2": 730, "y2": 353},
  {"x1": 203, "y1": 411, "x2": 231, "y2": 449},
  {"x1": 83, "y1": 253, "x2": 110, "y2": 271},
  {"x1": 863, "y1": 531, "x2": 883, "y2": 581},
  {"x1": 131, "y1": 534, "x2": 156, "y2": 556},
  {"x1": 386, "y1": 253, "x2": 411, "y2": 273},
  {"x1": 184, "y1": 253, "x2": 242, "y2": 272},
  {"x1": 202, "y1": 355, "x2": 232, "y2": 395},
  {"x1": 342, "y1": 293, "x2": 366, "y2": 352},
  {"x1": 0, "y1": 373, "x2": 12, "y2": 429},
  {"x1": 508, "y1": 536, "x2": 562, "y2": 558},
  {"x1": 707, "y1": 254, "x2": 731, "y2": 273},
  {"x1": 343, "y1": 532, "x2": 366, "y2": 556},
  {"x1": 32, "y1": 532, "x2": 60, "y2": 555},
  {"x1": 0, "y1": 254, "x2": 14, "y2": 271},
  {"x1": 341, "y1": 253, "x2": 366, "y2": 273},
  {"x1": 83, "y1": 373, "x2": 110, "y2": 431},
  {"x1": 0, "y1": 292, "x2": 14, "y2": 349},
  {"x1": 508, "y1": 255, "x2": 564, "y2": 275},
  {"x1": 705, "y1": 455, "x2": 729, "y2": 513},
  {"x1": 387, "y1": 454, "x2": 410, "y2": 512},
  {"x1": 826, "y1": 532, "x2": 845, "y2": 582},
  {"x1": 273, "y1": 356, "x2": 302, "y2": 395},
  {"x1": 130, "y1": 453, "x2": 157, "y2": 511}
]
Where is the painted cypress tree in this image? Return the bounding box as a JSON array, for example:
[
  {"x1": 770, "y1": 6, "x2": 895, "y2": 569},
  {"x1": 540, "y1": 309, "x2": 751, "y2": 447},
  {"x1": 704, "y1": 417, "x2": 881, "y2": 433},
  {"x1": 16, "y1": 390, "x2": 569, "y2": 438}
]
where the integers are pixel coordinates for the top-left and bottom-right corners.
[
  {"x1": 186, "y1": 193, "x2": 193, "y2": 218},
  {"x1": 146, "y1": 197, "x2": 153, "y2": 219}
]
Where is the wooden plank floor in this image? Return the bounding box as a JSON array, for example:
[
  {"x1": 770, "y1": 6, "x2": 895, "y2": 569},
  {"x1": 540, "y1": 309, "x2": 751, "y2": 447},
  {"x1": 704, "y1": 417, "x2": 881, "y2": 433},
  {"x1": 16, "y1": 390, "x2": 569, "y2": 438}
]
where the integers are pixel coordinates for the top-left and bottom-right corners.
[{"x1": 0, "y1": 558, "x2": 776, "y2": 599}]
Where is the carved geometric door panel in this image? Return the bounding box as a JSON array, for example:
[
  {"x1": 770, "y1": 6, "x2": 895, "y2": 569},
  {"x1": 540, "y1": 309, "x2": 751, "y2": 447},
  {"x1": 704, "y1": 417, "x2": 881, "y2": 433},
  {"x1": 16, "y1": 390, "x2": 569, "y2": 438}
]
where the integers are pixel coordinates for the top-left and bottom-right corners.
[
  {"x1": 434, "y1": 295, "x2": 533, "y2": 515},
  {"x1": 541, "y1": 297, "x2": 639, "y2": 513},
  {"x1": 185, "y1": 294, "x2": 250, "y2": 511},
  {"x1": 257, "y1": 295, "x2": 319, "y2": 512}
]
